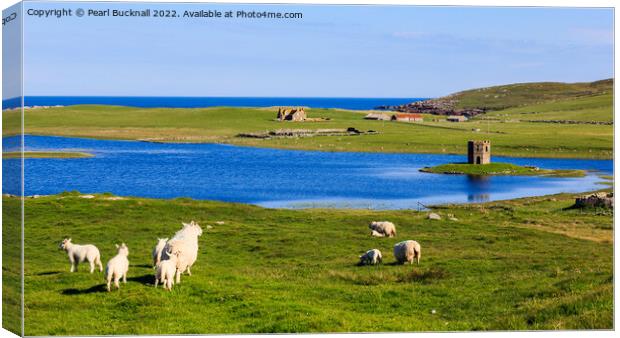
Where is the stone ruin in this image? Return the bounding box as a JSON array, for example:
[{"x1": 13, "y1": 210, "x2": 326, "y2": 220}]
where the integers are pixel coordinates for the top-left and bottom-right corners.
[
  {"x1": 277, "y1": 107, "x2": 306, "y2": 121},
  {"x1": 468, "y1": 140, "x2": 491, "y2": 164},
  {"x1": 573, "y1": 192, "x2": 614, "y2": 209}
]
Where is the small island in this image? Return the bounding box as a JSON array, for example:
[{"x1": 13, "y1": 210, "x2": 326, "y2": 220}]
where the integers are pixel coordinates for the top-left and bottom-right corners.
[
  {"x1": 420, "y1": 162, "x2": 585, "y2": 177},
  {"x1": 3, "y1": 151, "x2": 94, "y2": 159},
  {"x1": 421, "y1": 140, "x2": 585, "y2": 177}
]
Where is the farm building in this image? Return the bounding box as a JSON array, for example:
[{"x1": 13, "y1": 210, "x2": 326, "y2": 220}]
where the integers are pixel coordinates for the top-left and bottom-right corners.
[
  {"x1": 277, "y1": 107, "x2": 307, "y2": 121},
  {"x1": 446, "y1": 115, "x2": 468, "y2": 122},
  {"x1": 364, "y1": 113, "x2": 391, "y2": 121},
  {"x1": 391, "y1": 113, "x2": 423, "y2": 122}
]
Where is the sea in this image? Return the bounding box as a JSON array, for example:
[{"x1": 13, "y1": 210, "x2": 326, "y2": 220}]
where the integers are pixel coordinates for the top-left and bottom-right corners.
[{"x1": 2, "y1": 96, "x2": 426, "y2": 111}]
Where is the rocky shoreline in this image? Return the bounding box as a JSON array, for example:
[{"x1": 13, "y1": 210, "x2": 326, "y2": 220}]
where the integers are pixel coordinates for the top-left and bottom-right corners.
[
  {"x1": 375, "y1": 98, "x2": 487, "y2": 118},
  {"x1": 237, "y1": 127, "x2": 378, "y2": 139}
]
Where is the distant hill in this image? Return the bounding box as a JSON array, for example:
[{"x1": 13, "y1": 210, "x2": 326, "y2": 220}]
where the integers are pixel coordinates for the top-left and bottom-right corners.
[
  {"x1": 384, "y1": 79, "x2": 613, "y2": 117},
  {"x1": 442, "y1": 78, "x2": 613, "y2": 111}
]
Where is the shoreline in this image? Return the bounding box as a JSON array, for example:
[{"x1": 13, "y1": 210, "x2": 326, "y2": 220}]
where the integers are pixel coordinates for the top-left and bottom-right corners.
[
  {"x1": 2, "y1": 133, "x2": 614, "y2": 161},
  {"x1": 419, "y1": 162, "x2": 587, "y2": 178},
  {"x1": 7, "y1": 185, "x2": 613, "y2": 212},
  {"x1": 3, "y1": 151, "x2": 94, "y2": 159}
]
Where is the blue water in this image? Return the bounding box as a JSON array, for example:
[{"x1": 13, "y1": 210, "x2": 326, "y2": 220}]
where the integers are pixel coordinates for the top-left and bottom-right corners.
[
  {"x1": 2, "y1": 135, "x2": 612, "y2": 210},
  {"x1": 2, "y1": 96, "x2": 423, "y2": 110}
]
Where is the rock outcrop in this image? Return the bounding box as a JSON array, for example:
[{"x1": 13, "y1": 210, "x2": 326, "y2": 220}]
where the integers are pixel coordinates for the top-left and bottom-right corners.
[
  {"x1": 376, "y1": 99, "x2": 486, "y2": 118},
  {"x1": 574, "y1": 192, "x2": 613, "y2": 209}
]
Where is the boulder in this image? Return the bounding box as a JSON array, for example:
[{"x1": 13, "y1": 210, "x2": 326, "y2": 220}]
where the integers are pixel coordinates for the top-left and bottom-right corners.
[
  {"x1": 428, "y1": 213, "x2": 442, "y2": 220},
  {"x1": 574, "y1": 192, "x2": 613, "y2": 209}
]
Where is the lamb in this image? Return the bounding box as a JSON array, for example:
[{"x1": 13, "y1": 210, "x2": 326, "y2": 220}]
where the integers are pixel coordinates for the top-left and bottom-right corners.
[
  {"x1": 155, "y1": 250, "x2": 178, "y2": 291},
  {"x1": 161, "y1": 221, "x2": 203, "y2": 283},
  {"x1": 105, "y1": 243, "x2": 129, "y2": 292},
  {"x1": 369, "y1": 221, "x2": 396, "y2": 237},
  {"x1": 359, "y1": 249, "x2": 382, "y2": 265},
  {"x1": 152, "y1": 238, "x2": 168, "y2": 267},
  {"x1": 59, "y1": 238, "x2": 103, "y2": 273},
  {"x1": 393, "y1": 240, "x2": 421, "y2": 265}
]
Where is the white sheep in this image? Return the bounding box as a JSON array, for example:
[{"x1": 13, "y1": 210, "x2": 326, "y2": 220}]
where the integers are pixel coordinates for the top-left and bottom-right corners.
[
  {"x1": 369, "y1": 221, "x2": 396, "y2": 237},
  {"x1": 105, "y1": 243, "x2": 129, "y2": 292},
  {"x1": 155, "y1": 250, "x2": 178, "y2": 291},
  {"x1": 359, "y1": 249, "x2": 382, "y2": 265},
  {"x1": 59, "y1": 238, "x2": 103, "y2": 273},
  {"x1": 393, "y1": 240, "x2": 421, "y2": 265},
  {"x1": 161, "y1": 221, "x2": 203, "y2": 283},
  {"x1": 152, "y1": 238, "x2": 168, "y2": 267}
]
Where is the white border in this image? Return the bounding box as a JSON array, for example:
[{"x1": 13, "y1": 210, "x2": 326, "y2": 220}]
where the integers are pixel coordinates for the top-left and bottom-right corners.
[{"x1": 0, "y1": 1, "x2": 616, "y2": 338}]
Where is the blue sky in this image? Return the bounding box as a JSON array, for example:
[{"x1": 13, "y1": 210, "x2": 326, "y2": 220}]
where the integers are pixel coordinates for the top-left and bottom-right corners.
[{"x1": 15, "y1": 2, "x2": 615, "y2": 98}]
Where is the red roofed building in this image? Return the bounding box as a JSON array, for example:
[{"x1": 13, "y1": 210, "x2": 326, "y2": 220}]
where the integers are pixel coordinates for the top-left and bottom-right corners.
[{"x1": 391, "y1": 113, "x2": 423, "y2": 122}]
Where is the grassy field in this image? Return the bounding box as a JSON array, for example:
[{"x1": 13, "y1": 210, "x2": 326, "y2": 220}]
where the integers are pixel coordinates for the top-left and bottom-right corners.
[
  {"x1": 420, "y1": 163, "x2": 586, "y2": 177},
  {"x1": 3, "y1": 189, "x2": 612, "y2": 335},
  {"x1": 2, "y1": 101, "x2": 613, "y2": 159},
  {"x1": 3, "y1": 151, "x2": 93, "y2": 159},
  {"x1": 2, "y1": 190, "x2": 22, "y2": 335}
]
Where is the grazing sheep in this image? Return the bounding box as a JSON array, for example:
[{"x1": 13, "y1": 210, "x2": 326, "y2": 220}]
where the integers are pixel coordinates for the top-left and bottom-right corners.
[
  {"x1": 359, "y1": 249, "x2": 382, "y2": 265},
  {"x1": 155, "y1": 250, "x2": 178, "y2": 291},
  {"x1": 161, "y1": 221, "x2": 203, "y2": 283},
  {"x1": 393, "y1": 240, "x2": 421, "y2": 265},
  {"x1": 105, "y1": 243, "x2": 129, "y2": 292},
  {"x1": 59, "y1": 238, "x2": 103, "y2": 273},
  {"x1": 152, "y1": 238, "x2": 168, "y2": 267},
  {"x1": 369, "y1": 221, "x2": 396, "y2": 237}
]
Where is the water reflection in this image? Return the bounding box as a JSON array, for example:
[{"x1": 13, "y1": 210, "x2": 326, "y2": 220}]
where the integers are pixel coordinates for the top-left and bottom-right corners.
[{"x1": 466, "y1": 175, "x2": 491, "y2": 202}]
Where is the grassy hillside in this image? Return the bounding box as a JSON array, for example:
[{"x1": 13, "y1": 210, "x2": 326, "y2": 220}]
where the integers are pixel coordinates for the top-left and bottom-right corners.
[
  {"x1": 484, "y1": 93, "x2": 612, "y2": 122},
  {"x1": 435, "y1": 79, "x2": 613, "y2": 111},
  {"x1": 1, "y1": 103, "x2": 613, "y2": 159},
  {"x1": 6, "y1": 190, "x2": 612, "y2": 335}
]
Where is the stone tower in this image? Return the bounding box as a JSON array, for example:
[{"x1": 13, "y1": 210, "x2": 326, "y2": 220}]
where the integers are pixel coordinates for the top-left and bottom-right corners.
[{"x1": 468, "y1": 140, "x2": 491, "y2": 164}]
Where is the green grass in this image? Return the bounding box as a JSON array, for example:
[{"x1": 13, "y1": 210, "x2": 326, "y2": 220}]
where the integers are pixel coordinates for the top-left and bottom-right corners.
[
  {"x1": 484, "y1": 93, "x2": 613, "y2": 122},
  {"x1": 441, "y1": 79, "x2": 612, "y2": 110},
  {"x1": 3, "y1": 151, "x2": 93, "y2": 159},
  {"x1": 4, "y1": 190, "x2": 612, "y2": 335},
  {"x1": 1, "y1": 103, "x2": 613, "y2": 159},
  {"x1": 420, "y1": 162, "x2": 585, "y2": 177},
  {"x1": 3, "y1": 191, "x2": 22, "y2": 336}
]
